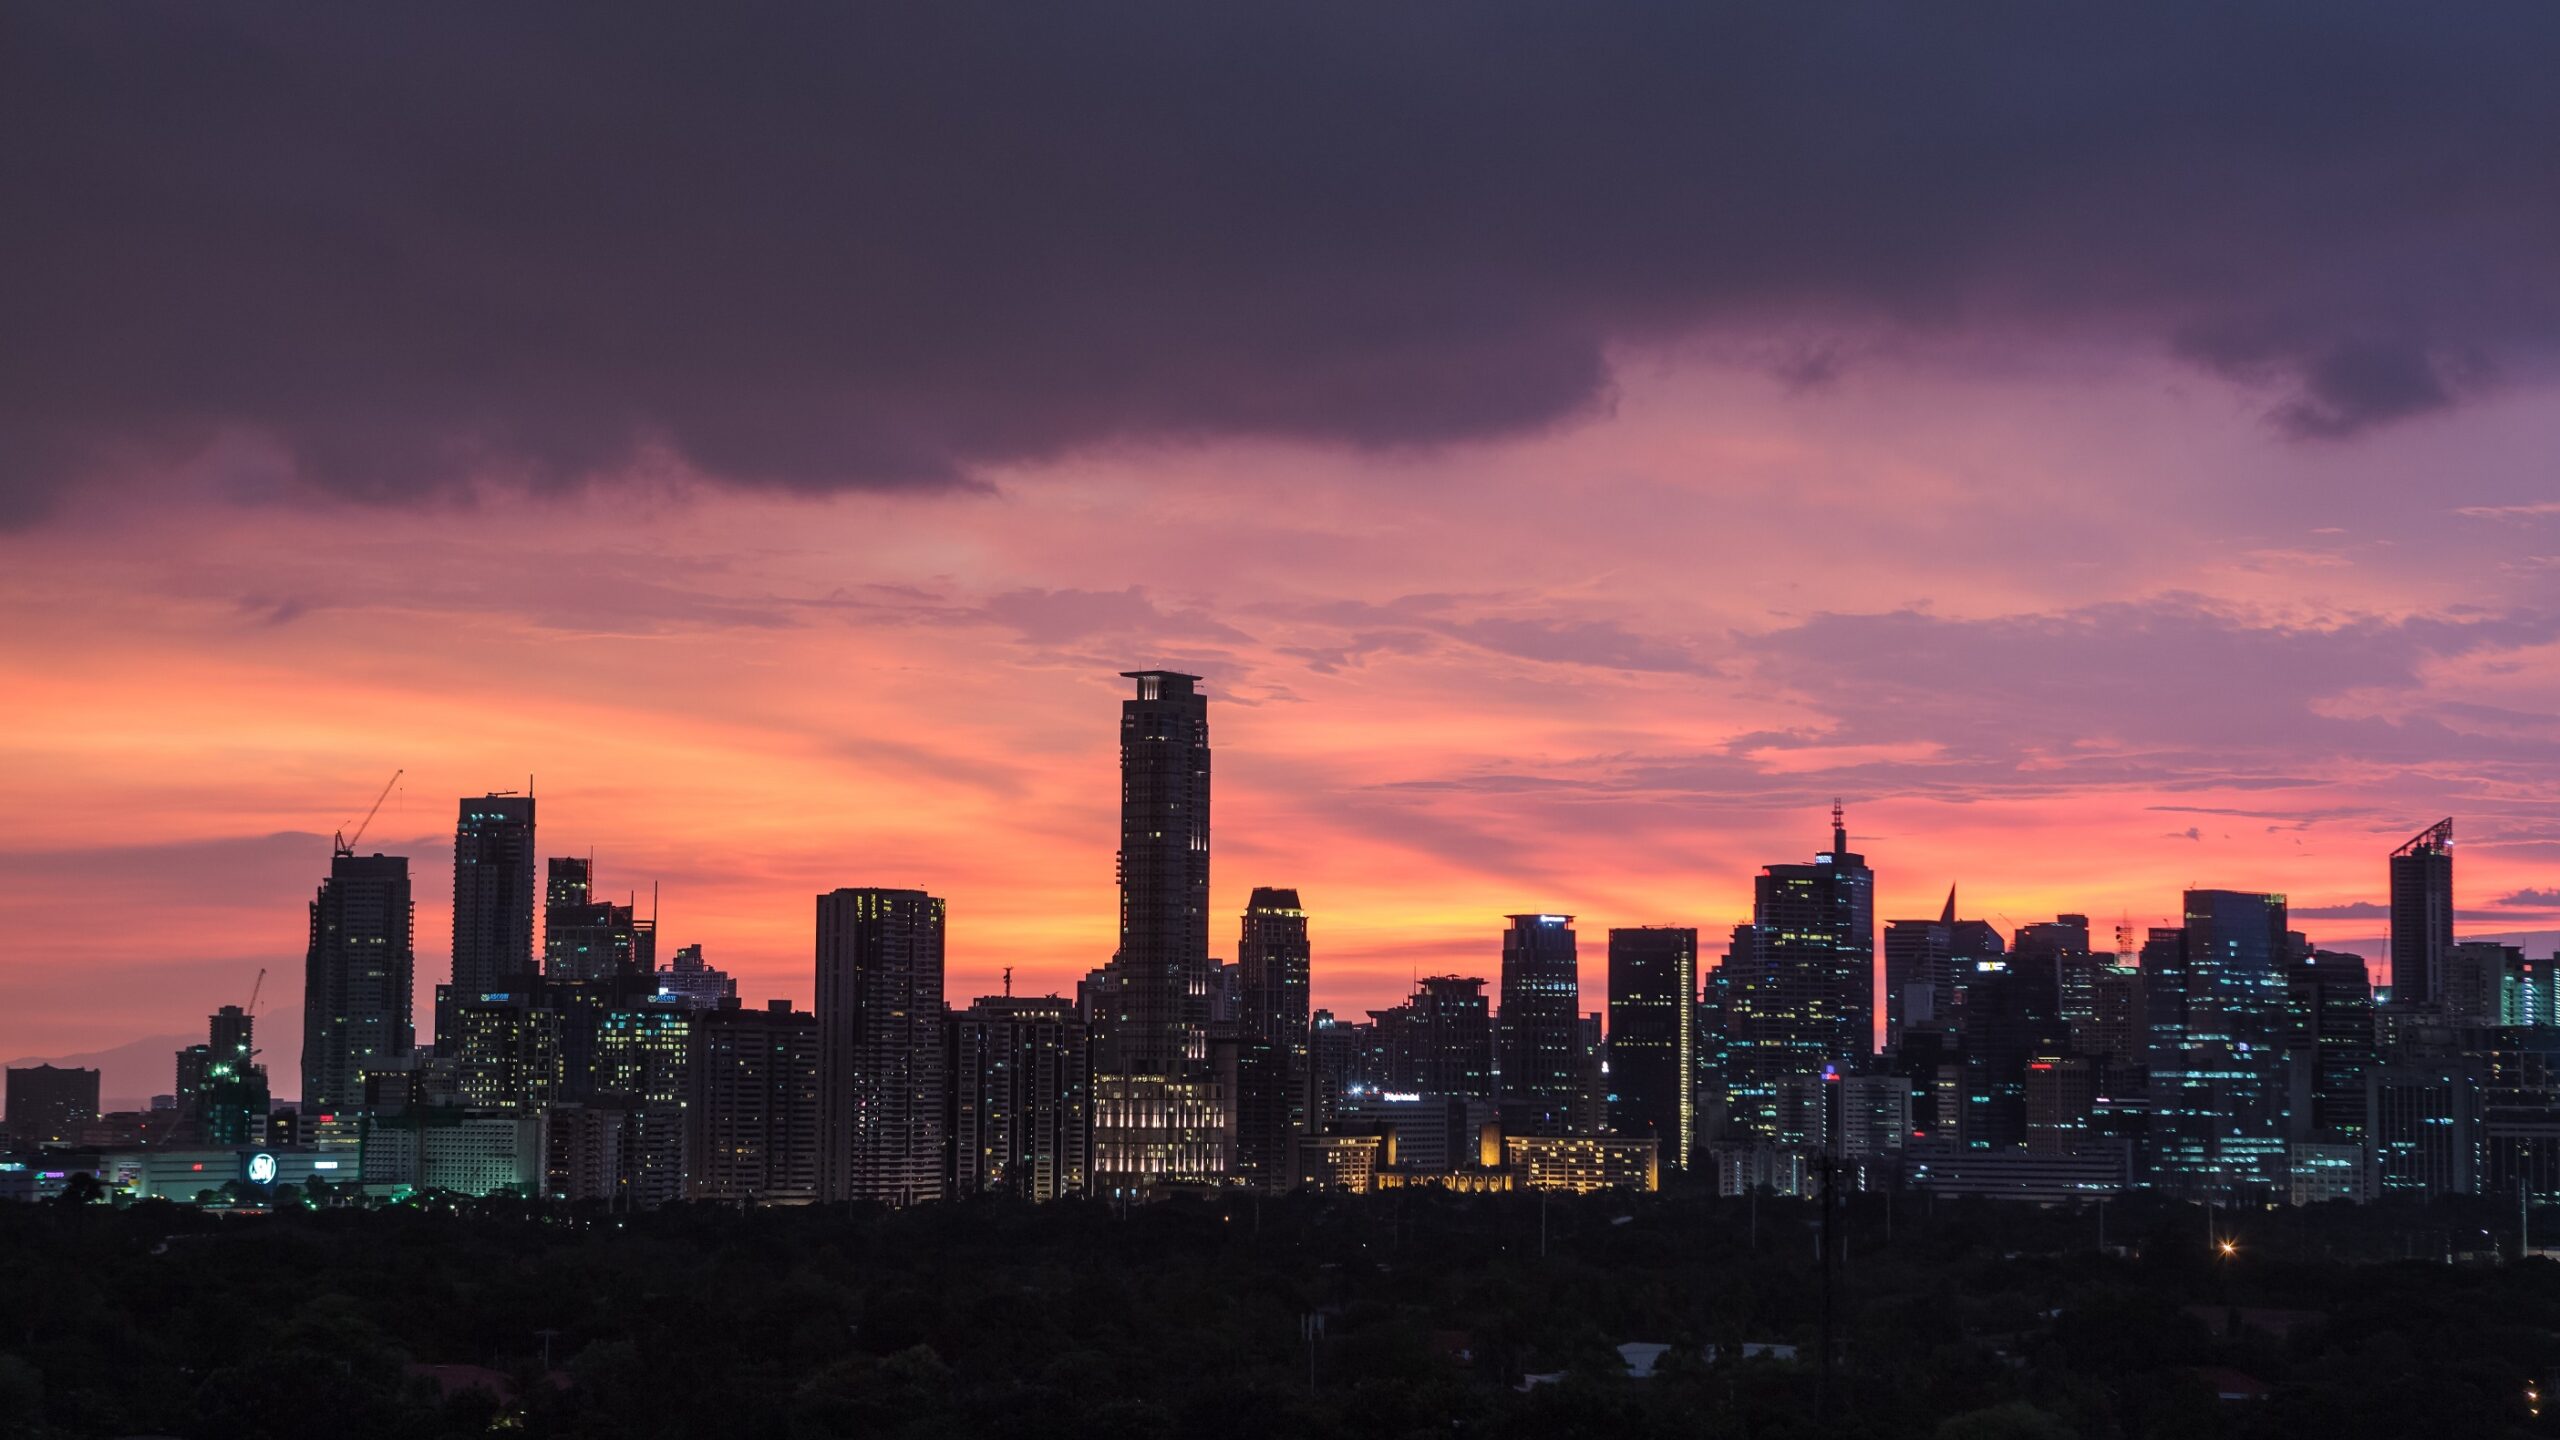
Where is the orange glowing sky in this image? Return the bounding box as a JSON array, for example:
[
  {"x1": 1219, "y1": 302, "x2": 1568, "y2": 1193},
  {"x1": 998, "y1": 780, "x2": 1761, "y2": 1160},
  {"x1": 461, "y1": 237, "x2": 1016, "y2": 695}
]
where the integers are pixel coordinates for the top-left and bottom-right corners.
[{"x1": 7, "y1": 357, "x2": 2560, "y2": 1098}]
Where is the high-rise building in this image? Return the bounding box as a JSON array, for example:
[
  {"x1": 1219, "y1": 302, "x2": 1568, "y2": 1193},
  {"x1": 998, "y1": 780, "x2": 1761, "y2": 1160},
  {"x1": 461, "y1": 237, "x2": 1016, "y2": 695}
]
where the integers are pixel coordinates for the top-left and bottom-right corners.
[
  {"x1": 447, "y1": 988, "x2": 565, "y2": 1111},
  {"x1": 945, "y1": 995, "x2": 1090, "y2": 1201},
  {"x1": 2389, "y1": 819, "x2": 2455, "y2": 1009},
  {"x1": 2367, "y1": 1059, "x2": 2482, "y2": 1199},
  {"x1": 194, "y1": 1004, "x2": 268, "y2": 1145},
  {"x1": 1882, "y1": 908, "x2": 1952, "y2": 1055},
  {"x1": 542, "y1": 857, "x2": 655, "y2": 982},
  {"x1": 2146, "y1": 890, "x2": 2290, "y2": 1201},
  {"x1": 2287, "y1": 949, "x2": 2376, "y2": 1143},
  {"x1": 1234, "y1": 888, "x2": 1312, "y2": 1184},
  {"x1": 2511, "y1": 953, "x2": 2560, "y2": 1028},
  {"x1": 1101, "y1": 670, "x2": 1213, "y2": 1080},
  {"x1": 301, "y1": 850, "x2": 416, "y2": 1113},
  {"x1": 447, "y1": 793, "x2": 536, "y2": 1042},
  {"x1": 2443, "y1": 941, "x2": 2519, "y2": 1027},
  {"x1": 653, "y1": 943, "x2": 738, "y2": 1011},
  {"x1": 1721, "y1": 805, "x2": 1876, "y2": 1137},
  {"x1": 1497, "y1": 914, "x2": 1582, "y2": 1135},
  {"x1": 689, "y1": 999, "x2": 822, "y2": 1205},
  {"x1": 1607, "y1": 927, "x2": 1696, "y2": 1170},
  {"x1": 1309, "y1": 1009, "x2": 1378, "y2": 1113},
  {"x1": 4, "y1": 1065, "x2": 99, "y2": 1144},
  {"x1": 1091, "y1": 670, "x2": 1226, "y2": 1193},
  {"x1": 815, "y1": 887, "x2": 947, "y2": 1207},
  {"x1": 1374, "y1": 976, "x2": 1495, "y2": 1098},
  {"x1": 593, "y1": 1002, "x2": 695, "y2": 1105},
  {"x1": 2023, "y1": 1054, "x2": 2098, "y2": 1155},
  {"x1": 2013, "y1": 914, "x2": 2098, "y2": 1026}
]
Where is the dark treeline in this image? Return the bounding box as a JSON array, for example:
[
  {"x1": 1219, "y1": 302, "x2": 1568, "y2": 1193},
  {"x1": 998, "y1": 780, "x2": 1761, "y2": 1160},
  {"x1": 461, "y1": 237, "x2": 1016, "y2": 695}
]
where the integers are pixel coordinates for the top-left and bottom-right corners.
[{"x1": 4, "y1": 1188, "x2": 2557, "y2": 1440}]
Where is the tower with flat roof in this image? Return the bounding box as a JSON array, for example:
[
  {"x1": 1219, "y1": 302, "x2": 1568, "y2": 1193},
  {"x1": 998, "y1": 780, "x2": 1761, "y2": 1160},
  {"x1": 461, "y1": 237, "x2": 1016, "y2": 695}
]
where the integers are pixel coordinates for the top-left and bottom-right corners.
[
  {"x1": 1091, "y1": 670, "x2": 1227, "y2": 1192},
  {"x1": 1498, "y1": 914, "x2": 1583, "y2": 1134}
]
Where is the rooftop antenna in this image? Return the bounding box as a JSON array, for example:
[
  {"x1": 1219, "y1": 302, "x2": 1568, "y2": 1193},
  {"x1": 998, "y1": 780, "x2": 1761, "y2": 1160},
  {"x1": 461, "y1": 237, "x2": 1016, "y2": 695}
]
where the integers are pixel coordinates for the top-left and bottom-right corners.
[
  {"x1": 1003, "y1": 966, "x2": 1014, "y2": 998},
  {"x1": 334, "y1": 768, "x2": 404, "y2": 856},
  {"x1": 1831, "y1": 797, "x2": 1847, "y2": 853}
]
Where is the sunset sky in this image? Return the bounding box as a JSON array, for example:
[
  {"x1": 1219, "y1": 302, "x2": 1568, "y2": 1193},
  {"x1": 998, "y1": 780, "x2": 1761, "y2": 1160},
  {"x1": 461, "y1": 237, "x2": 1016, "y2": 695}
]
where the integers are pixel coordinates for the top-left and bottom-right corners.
[{"x1": 6, "y1": 7, "x2": 2560, "y2": 1100}]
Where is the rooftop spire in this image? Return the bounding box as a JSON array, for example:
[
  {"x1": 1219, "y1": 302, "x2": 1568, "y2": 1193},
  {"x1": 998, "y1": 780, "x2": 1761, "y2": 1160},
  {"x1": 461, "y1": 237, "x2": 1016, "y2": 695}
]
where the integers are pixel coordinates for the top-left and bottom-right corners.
[
  {"x1": 1940, "y1": 883, "x2": 1957, "y2": 926},
  {"x1": 1831, "y1": 797, "x2": 1847, "y2": 855}
]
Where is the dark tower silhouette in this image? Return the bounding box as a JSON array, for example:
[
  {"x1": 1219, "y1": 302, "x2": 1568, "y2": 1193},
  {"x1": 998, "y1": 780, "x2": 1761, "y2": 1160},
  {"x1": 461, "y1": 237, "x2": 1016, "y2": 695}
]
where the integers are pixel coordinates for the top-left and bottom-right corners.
[
  {"x1": 1608, "y1": 926, "x2": 1697, "y2": 1169},
  {"x1": 1235, "y1": 888, "x2": 1312, "y2": 1183},
  {"x1": 816, "y1": 887, "x2": 948, "y2": 1207},
  {"x1": 445, "y1": 792, "x2": 536, "y2": 1044},
  {"x1": 1109, "y1": 671, "x2": 1212, "y2": 1078},
  {"x1": 1722, "y1": 804, "x2": 1876, "y2": 1137},
  {"x1": 302, "y1": 850, "x2": 415, "y2": 1111},
  {"x1": 543, "y1": 856, "x2": 654, "y2": 981},
  {"x1": 1091, "y1": 670, "x2": 1227, "y2": 1193},
  {"x1": 1498, "y1": 914, "x2": 1582, "y2": 1134},
  {"x1": 2389, "y1": 819, "x2": 2455, "y2": 1007}
]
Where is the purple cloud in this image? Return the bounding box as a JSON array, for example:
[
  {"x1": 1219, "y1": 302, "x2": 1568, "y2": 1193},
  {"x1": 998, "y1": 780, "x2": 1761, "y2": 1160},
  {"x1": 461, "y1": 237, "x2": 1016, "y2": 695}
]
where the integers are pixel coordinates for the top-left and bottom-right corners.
[{"x1": 8, "y1": 5, "x2": 2560, "y2": 524}]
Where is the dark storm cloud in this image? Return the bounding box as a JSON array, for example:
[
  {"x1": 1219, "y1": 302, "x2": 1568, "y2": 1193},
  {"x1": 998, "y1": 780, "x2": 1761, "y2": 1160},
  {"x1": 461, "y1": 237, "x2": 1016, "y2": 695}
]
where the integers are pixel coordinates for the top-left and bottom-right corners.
[{"x1": 5, "y1": 3, "x2": 2558, "y2": 523}]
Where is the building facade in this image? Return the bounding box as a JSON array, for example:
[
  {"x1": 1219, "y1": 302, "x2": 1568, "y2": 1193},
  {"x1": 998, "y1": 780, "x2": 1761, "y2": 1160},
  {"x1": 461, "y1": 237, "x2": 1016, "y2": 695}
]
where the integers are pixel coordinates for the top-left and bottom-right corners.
[
  {"x1": 1234, "y1": 887, "x2": 1312, "y2": 1185},
  {"x1": 448, "y1": 793, "x2": 537, "y2": 1041},
  {"x1": 689, "y1": 999, "x2": 822, "y2": 1205},
  {"x1": 815, "y1": 888, "x2": 948, "y2": 1207},
  {"x1": 301, "y1": 850, "x2": 416, "y2": 1113},
  {"x1": 1607, "y1": 926, "x2": 1696, "y2": 1170},
  {"x1": 1497, "y1": 914, "x2": 1583, "y2": 1135},
  {"x1": 1091, "y1": 671, "x2": 1226, "y2": 1193},
  {"x1": 2389, "y1": 819, "x2": 2455, "y2": 1008},
  {"x1": 944, "y1": 995, "x2": 1089, "y2": 1201},
  {"x1": 1721, "y1": 807, "x2": 1876, "y2": 1137}
]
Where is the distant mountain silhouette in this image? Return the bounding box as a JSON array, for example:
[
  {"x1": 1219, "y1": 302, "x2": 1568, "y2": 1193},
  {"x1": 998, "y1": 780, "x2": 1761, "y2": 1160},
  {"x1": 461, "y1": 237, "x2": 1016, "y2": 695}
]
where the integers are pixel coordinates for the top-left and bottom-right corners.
[{"x1": 4, "y1": 1033, "x2": 195, "y2": 1112}]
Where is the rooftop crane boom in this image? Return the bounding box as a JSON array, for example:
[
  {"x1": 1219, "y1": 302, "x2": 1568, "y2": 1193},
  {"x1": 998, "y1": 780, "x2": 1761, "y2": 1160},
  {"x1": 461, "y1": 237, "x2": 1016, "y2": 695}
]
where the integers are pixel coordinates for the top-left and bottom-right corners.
[
  {"x1": 245, "y1": 966, "x2": 266, "y2": 1017},
  {"x1": 334, "y1": 768, "x2": 404, "y2": 856}
]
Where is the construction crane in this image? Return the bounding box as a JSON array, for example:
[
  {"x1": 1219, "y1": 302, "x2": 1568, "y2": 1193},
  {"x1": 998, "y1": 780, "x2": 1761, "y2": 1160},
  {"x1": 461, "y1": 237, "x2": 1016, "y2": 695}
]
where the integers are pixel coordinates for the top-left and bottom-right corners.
[
  {"x1": 244, "y1": 967, "x2": 266, "y2": 1018},
  {"x1": 333, "y1": 768, "x2": 404, "y2": 856}
]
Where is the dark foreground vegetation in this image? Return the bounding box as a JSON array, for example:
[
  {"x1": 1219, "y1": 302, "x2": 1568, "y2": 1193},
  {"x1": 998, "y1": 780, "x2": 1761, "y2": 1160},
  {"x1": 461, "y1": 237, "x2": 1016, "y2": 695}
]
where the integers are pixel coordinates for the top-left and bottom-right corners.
[{"x1": 5, "y1": 1187, "x2": 2558, "y2": 1440}]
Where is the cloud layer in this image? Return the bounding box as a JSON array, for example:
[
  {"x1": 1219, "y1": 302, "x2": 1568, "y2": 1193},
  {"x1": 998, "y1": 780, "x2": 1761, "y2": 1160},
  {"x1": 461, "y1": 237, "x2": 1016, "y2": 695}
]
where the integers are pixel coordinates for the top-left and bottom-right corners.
[{"x1": 7, "y1": 4, "x2": 2560, "y2": 523}]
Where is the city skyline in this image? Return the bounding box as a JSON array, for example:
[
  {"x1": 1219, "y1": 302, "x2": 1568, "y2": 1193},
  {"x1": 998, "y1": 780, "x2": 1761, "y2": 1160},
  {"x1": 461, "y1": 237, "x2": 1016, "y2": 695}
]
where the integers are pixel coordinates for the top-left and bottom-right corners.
[{"x1": 4, "y1": 715, "x2": 2539, "y2": 1103}]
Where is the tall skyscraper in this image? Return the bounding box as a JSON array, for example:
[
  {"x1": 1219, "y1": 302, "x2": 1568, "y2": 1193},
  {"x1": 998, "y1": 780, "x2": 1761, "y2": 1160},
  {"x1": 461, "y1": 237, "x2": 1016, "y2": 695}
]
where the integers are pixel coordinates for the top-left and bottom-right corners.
[
  {"x1": 1497, "y1": 914, "x2": 1582, "y2": 1134},
  {"x1": 1234, "y1": 888, "x2": 1312, "y2": 1184},
  {"x1": 689, "y1": 998, "x2": 822, "y2": 1205},
  {"x1": 1721, "y1": 805, "x2": 1876, "y2": 1137},
  {"x1": 1104, "y1": 670, "x2": 1213, "y2": 1079},
  {"x1": 1091, "y1": 670, "x2": 1227, "y2": 1193},
  {"x1": 451, "y1": 792, "x2": 537, "y2": 1002},
  {"x1": 1608, "y1": 927, "x2": 1697, "y2": 1170},
  {"x1": 2146, "y1": 889, "x2": 2290, "y2": 1201},
  {"x1": 815, "y1": 887, "x2": 948, "y2": 1207},
  {"x1": 2390, "y1": 819, "x2": 2455, "y2": 1008},
  {"x1": 543, "y1": 857, "x2": 655, "y2": 981},
  {"x1": 301, "y1": 849, "x2": 415, "y2": 1112},
  {"x1": 945, "y1": 994, "x2": 1090, "y2": 1201}
]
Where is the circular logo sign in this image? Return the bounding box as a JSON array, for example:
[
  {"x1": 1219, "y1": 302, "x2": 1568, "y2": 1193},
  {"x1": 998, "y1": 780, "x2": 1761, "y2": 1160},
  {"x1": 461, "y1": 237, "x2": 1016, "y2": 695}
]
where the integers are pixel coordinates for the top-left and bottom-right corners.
[{"x1": 246, "y1": 1152, "x2": 279, "y2": 1185}]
